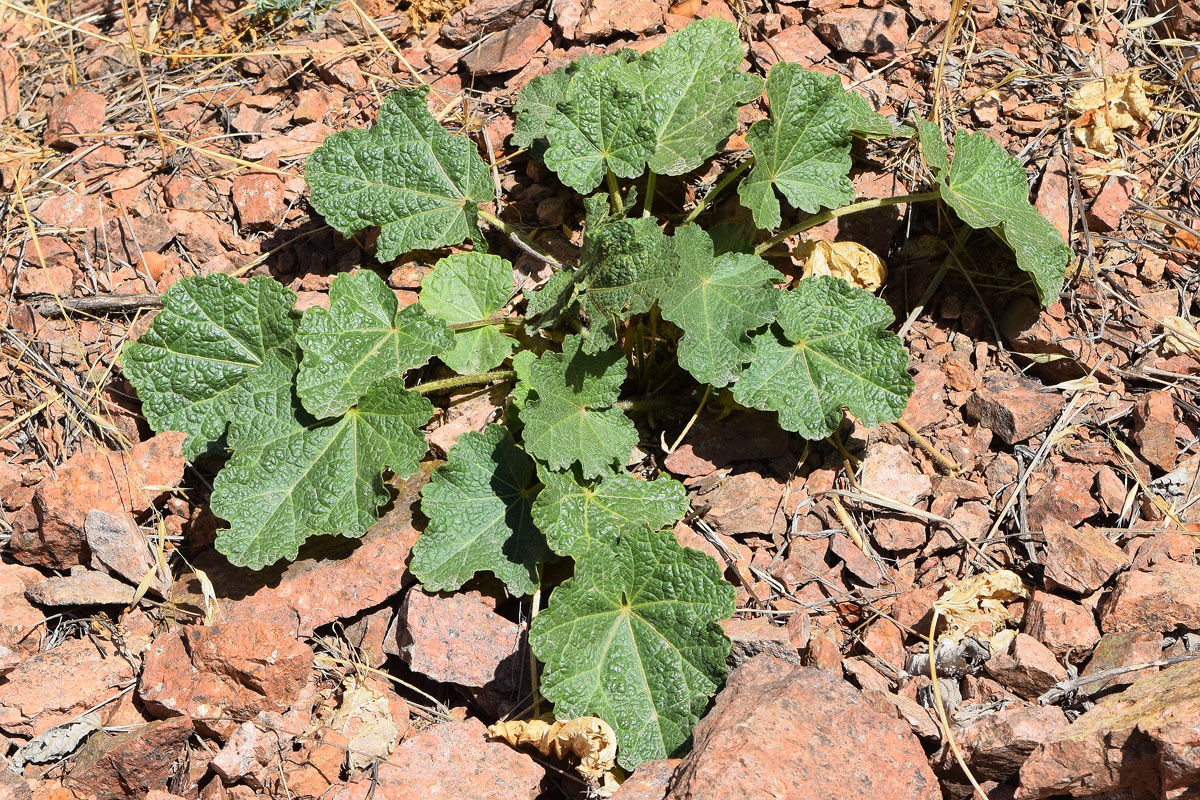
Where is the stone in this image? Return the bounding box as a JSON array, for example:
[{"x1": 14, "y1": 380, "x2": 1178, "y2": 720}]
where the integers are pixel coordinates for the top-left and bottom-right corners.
[
  {"x1": 663, "y1": 413, "x2": 789, "y2": 478},
  {"x1": 859, "y1": 443, "x2": 932, "y2": 506},
  {"x1": 872, "y1": 514, "x2": 928, "y2": 551},
  {"x1": 1040, "y1": 519, "x2": 1127, "y2": 595},
  {"x1": 611, "y1": 759, "x2": 680, "y2": 799},
  {"x1": 946, "y1": 705, "x2": 1069, "y2": 782},
  {"x1": 985, "y1": 633, "x2": 1067, "y2": 700},
  {"x1": 462, "y1": 18, "x2": 551, "y2": 75},
  {"x1": 1080, "y1": 630, "x2": 1163, "y2": 695},
  {"x1": 720, "y1": 618, "x2": 802, "y2": 667},
  {"x1": 341, "y1": 606, "x2": 395, "y2": 669},
  {"x1": 965, "y1": 372, "x2": 1065, "y2": 444},
  {"x1": 231, "y1": 173, "x2": 287, "y2": 231},
  {"x1": 1086, "y1": 175, "x2": 1132, "y2": 232},
  {"x1": 698, "y1": 472, "x2": 789, "y2": 536},
  {"x1": 0, "y1": 49, "x2": 18, "y2": 118},
  {"x1": 575, "y1": 0, "x2": 670, "y2": 42},
  {"x1": 35, "y1": 195, "x2": 103, "y2": 229},
  {"x1": 85, "y1": 510, "x2": 168, "y2": 595},
  {"x1": 291, "y1": 89, "x2": 330, "y2": 124},
  {"x1": 1023, "y1": 590, "x2": 1100, "y2": 663},
  {"x1": 749, "y1": 24, "x2": 831, "y2": 69},
  {"x1": 1132, "y1": 390, "x2": 1178, "y2": 472},
  {"x1": 44, "y1": 90, "x2": 106, "y2": 148},
  {"x1": 25, "y1": 569, "x2": 134, "y2": 607},
  {"x1": 139, "y1": 619, "x2": 314, "y2": 739},
  {"x1": 0, "y1": 764, "x2": 31, "y2": 800},
  {"x1": 828, "y1": 534, "x2": 884, "y2": 586},
  {"x1": 814, "y1": 6, "x2": 907, "y2": 55},
  {"x1": 9, "y1": 433, "x2": 186, "y2": 569},
  {"x1": 861, "y1": 618, "x2": 906, "y2": 670},
  {"x1": 0, "y1": 565, "x2": 45, "y2": 662},
  {"x1": 1098, "y1": 562, "x2": 1200, "y2": 634},
  {"x1": 666, "y1": 656, "x2": 941, "y2": 800},
  {"x1": 0, "y1": 638, "x2": 136, "y2": 737},
  {"x1": 1018, "y1": 660, "x2": 1200, "y2": 798},
  {"x1": 900, "y1": 368, "x2": 947, "y2": 432},
  {"x1": 210, "y1": 720, "x2": 289, "y2": 785},
  {"x1": 388, "y1": 589, "x2": 521, "y2": 690},
  {"x1": 1035, "y1": 152, "x2": 1071, "y2": 240},
  {"x1": 863, "y1": 690, "x2": 941, "y2": 742},
  {"x1": 441, "y1": 0, "x2": 546, "y2": 45},
  {"x1": 1025, "y1": 461, "x2": 1102, "y2": 530},
  {"x1": 66, "y1": 718, "x2": 193, "y2": 800}
]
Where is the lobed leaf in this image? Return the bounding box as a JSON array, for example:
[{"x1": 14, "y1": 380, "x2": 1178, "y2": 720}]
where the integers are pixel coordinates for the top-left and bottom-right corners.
[
  {"x1": 530, "y1": 525, "x2": 735, "y2": 770},
  {"x1": 420, "y1": 253, "x2": 516, "y2": 375},
  {"x1": 732, "y1": 275, "x2": 912, "y2": 438}
]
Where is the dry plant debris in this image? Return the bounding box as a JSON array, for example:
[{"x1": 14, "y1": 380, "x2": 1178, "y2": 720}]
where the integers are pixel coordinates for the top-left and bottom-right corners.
[
  {"x1": 489, "y1": 717, "x2": 619, "y2": 797},
  {"x1": 1067, "y1": 69, "x2": 1167, "y2": 157}
]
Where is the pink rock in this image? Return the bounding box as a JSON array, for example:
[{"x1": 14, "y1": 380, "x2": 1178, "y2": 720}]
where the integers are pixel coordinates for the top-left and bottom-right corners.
[
  {"x1": 664, "y1": 413, "x2": 788, "y2": 478},
  {"x1": 720, "y1": 618, "x2": 802, "y2": 666},
  {"x1": 1086, "y1": 176, "x2": 1132, "y2": 232},
  {"x1": 872, "y1": 513, "x2": 928, "y2": 551},
  {"x1": 859, "y1": 443, "x2": 932, "y2": 506},
  {"x1": 0, "y1": 564, "x2": 45, "y2": 663},
  {"x1": 1080, "y1": 630, "x2": 1163, "y2": 695},
  {"x1": 35, "y1": 194, "x2": 103, "y2": 229},
  {"x1": 576, "y1": 0, "x2": 670, "y2": 42},
  {"x1": 984, "y1": 633, "x2": 1068, "y2": 700},
  {"x1": 666, "y1": 656, "x2": 941, "y2": 799},
  {"x1": 1025, "y1": 461, "x2": 1102, "y2": 530},
  {"x1": 966, "y1": 372, "x2": 1065, "y2": 444},
  {"x1": 698, "y1": 472, "x2": 790, "y2": 536},
  {"x1": 441, "y1": 0, "x2": 545, "y2": 45},
  {"x1": 1098, "y1": 561, "x2": 1200, "y2": 634},
  {"x1": 612, "y1": 759, "x2": 681, "y2": 799},
  {"x1": 900, "y1": 368, "x2": 947, "y2": 432},
  {"x1": 231, "y1": 173, "x2": 287, "y2": 231},
  {"x1": 750, "y1": 24, "x2": 831, "y2": 69},
  {"x1": 66, "y1": 718, "x2": 193, "y2": 800},
  {"x1": 946, "y1": 705, "x2": 1069, "y2": 782},
  {"x1": 814, "y1": 6, "x2": 907, "y2": 54},
  {"x1": 292, "y1": 89, "x2": 330, "y2": 124},
  {"x1": 1035, "y1": 153, "x2": 1071, "y2": 240},
  {"x1": 0, "y1": 49, "x2": 18, "y2": 118},
  {"x1": 1040, "y1": 519, "x2": 1128, "y2": 595},
  {"x1": 44, "y1": 90, "x2": 106, "y2": 148},
  {"x1": 1132, "y1": 390, "x2": 1177, "y2": 472},
  {"x1": 1023, "y1": 590, "x2": 1100, "y2": 663},
  {"x1": 463, "y1": 18, "x2": 551, "y2": 75}
]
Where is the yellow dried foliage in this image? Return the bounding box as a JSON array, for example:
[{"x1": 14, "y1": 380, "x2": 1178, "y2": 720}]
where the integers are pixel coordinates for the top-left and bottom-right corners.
[
  {"x1": 798, "y1": 240, "x2": 887, "y2": 291},
  {"x1": 489, "y1": 717, "x2": 619, "y2": 797},
  {"x1": 1161, "y1": 316, "x2": 1200, "y2": 356},
  {"x1": 1067, "y1": 70, "x2": 1166, "y2": 157},
  {"x1": 408, "y1": 0, "x2": 470, "y2": 30},
  {"x1": 933, "y1": 569, "x2": 1028, "y2": 647}
]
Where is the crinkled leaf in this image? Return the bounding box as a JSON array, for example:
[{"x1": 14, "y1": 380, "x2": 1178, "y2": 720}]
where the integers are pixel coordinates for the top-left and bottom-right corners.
[
  {"x1": 525, "y1": 269, "x2": 579, "y2": 333},
  {"x1": 659, "y1": 225, "x2": 783, "y2": 387},
  {"x1": 511, "y1": 55, "x2": 601, "y2": 150},
  {"x1": 421, "y1": 253, "x2": 516, "y2": 374},
  {"x1": 121, "y1": 274, "x2": 297, "y2": 460},
  {"x1": 412, "y1": 424, "x2": 546, "y2": 596},
  {"x1": 522, "y1": 335, "x2": 637, "y2": 478},
  {"x1": 842, "y1": 92, "x2": 912, "y2": 138},
  {"x1": 739, "y1": 64, "x2": 896, "y2": 230},
  {"x1": 305, "y1": 87, "x2": 495, "y2": 261},
  {"x1": 530, "y1": 525, "x2": 735, "y2": 769},
  {"x1": 636, "y1": 18, "x2": 762, "y2": 176},
  {"x1": 297, "y1": 271, "x2": 454, "y2": 419},
  {"x1": 211, "y1": 352, "x2": 432, "y2": 569},
  {"x1": 544, "y1": 56, "x2": 653, "y2": 193},
  {"x1": 532, "y1": 465, "x2": 689, "y2": 558},
  {"x1": 732, "y1": 275, "x2": 912, "y2": 438},
  {"x1": 919, "y1": 122, "x2": 1070, "y2": 305},
  {"x1": 510, "y1": 349, "x2": 537, "y2": 410}
]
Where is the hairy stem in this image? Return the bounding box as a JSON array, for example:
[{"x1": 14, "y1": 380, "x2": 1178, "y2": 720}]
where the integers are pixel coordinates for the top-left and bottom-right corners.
[
  {"x1": 614, "y1": 396, "x2": 676, "y2": 414},
  {"x1": 606, "y1": 170, "x2": 624, "y2": 214},
  {"x1": 477, "y1": 209, "x2": 562, "y2": 268},
  {"x1": 414, "y1": 369, "x2": 517, "y2": 395},
  {"x1": 448, "y1": 315, "x2": 524, "y2": 332},
  {"x1": 643, "y1": 172, "x2": 657, "y2": 217},
  {"x1": 753, "y1": 190, "x2": 942, "y2": 255},
  {"x1": 682, "y1": 157, "x2": 753, "y2": 226}
]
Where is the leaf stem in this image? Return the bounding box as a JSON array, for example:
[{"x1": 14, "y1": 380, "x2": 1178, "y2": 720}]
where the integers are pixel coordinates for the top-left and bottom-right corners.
[
  {"x1": 477, "y1": 209, "x2": 563, "y2": 268},
  {"x1": 614, "y1": 397, "x2": 676, "y2": 414},
  {"x1": 414, "y1": 369, "x2": 516, "y2": 395},
  {"x1": 606, "y1": 170, "x2": 624, "y2": 214},
  {"x1": 753, "y1": 190, "x2": 942, "y2": 255},
  {"x1": 643, "y1": 172, "x2": 657, "y2": 217},
  {"x1": 682, "y1": 157, "x2": 753, "y2": 226},
  {"x1": 448, "y1": 316, "x2": 524, "y2": 332}
]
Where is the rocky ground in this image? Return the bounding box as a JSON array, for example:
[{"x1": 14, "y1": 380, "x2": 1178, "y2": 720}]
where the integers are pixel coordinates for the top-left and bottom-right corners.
[{"x1": 2, "y1": 0, "x2": 1200, "y2": 798}]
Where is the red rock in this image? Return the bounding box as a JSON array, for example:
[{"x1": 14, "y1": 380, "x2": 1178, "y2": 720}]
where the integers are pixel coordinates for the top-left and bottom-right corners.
[
  {"x1": 1080, "y1": 630, "x2": 1163, "y2": 695},
  {"x1": 1086, "y1": 175, "x2": 1132, "y2": 232},
  {"x1": 1018, "y1": 660, "x2": 1200, "y2": 799},
  {"x1": 1098, "y1": 562, "x2": 1200, "y2": 634},
  {"x1": 86, "y1": 510, "x2": 168, "y2": 595},
  {"x1": 860, "y1": 618, "x2": 906, "y2": 670},
  {"x1": 139, "y1": 619, "x2": 314, "y2": 739},
  {"x1": 667, "y1": 656, "x2": 941, "y2": 799},
  {"x1": 984, "y1": 633, "x2": 1067, "y2": 700},
  {"x1": 0, "y1": 767, "x2": 31, "y2": 800},
  {"x1": 612, "y1": 759, "x2": 680, "y2": 800},
  {"x1": 1040, "y1": 519, "x2": 1128, "y2": 595},
  {"x1": 859, "y1": 443, "x2": 931, "y2": 506},
  {"x1": 1023, "y1": 590, "x2": 1100, "y2": 663},
  {"x1": 9, "y1": 433, "x2": 186, "y2": 568},
  {"x1": 442, "y1": 0, "x2": 546, "y2": 45},
  {"x1": 1025, "y1": 461, "x2": 1102, "y2": 529},
  {"x1": 576, "y1": 0, "x2": 669, "y2": 41},
  {"x1": 720, "y1": 618, "x2": 801, "y2": 666},
  {"x1": 664, "y1": 413, "x2": 789, "y2": 478},
  {"x1": 966, "y1": 372, "x2": 1065, "y2": 445},
  {"x1": 291, "y1": 89, "x2": 330, "y2": 124},
  {"x1": 0, "y1": 638, "x2": 136, "y2": 737},
  {"x1": 910, "y1": 0, "x2": 953, "y2": 23},
  {"x1": 210, "y1": 719, "x2": 288, "y2": 784},
  {"x1": 828, "y1": 533, "x2": 884, "y2": 586},
  {"x1": 25, "y1": 568, "x2": 134, "y2": 607},
  {"x1": 341, "y1": 606, "x2": 395, "y2": 669},
  {"x1": 872, "y1": 513, "x2": 928, "y2": 551},
  {"x1": 462, "y1": 18, "x2": 551, "y2": 75},
  {"x1": 44, "y1": 90, "x2": 106, "y2": 148},
  {"x1": 66, "y1": 718, "x2": 193, "y2": 800},
  {"x1": 900, "y1": 368, "x2": 947, "y2": 432},
  {"x1": 1132, "y1": 390, "x2": 1177, "y2": 472},
  {"x1": 35, "y1": 195, "x2": 103, "y2": 229},
  {"x1": 0, "y1": 565, "x2": 45, "y2": 663},
  {"x1": 814, "y1": 6, "x2": 907, "y2": 54},
  {"x1": 698, "y1": 472, "x2": 789, "y2": 536},
  {"x1": 1000, "y1": 298, "x2": 1103, "y2": 382},
  {"x1": 863, "y1": 690, "x2": 941, "y2": 742},
  {"x1": 0, "y1": 49, "x2": 18, "y2": 118},
  {"x1": 1034, "y1": 153, "x2": 1071, "y2": 240},
  {"x1": 275, "y1": 729, "x2": 346, "y2": 797},
  {"x1": 387, "y1": 589, "x2": 521, "y2": 690},
  {"x1": 231, "y1": 173, "x2": 287, "y2": 231},
  {"x1": 946, "y1": 705, "x2": 1069, "y2": 782},
  {"x1": 750, "y1": 24, "x2": 831, "y2": 69},
  {"x1": 317, "y1": 56, "x2": 366, "y2": 92}
]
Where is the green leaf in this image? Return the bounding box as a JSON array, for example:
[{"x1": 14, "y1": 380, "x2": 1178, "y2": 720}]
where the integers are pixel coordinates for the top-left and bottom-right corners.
[
  {"x1": 297, "y1": 271, "x2": 454, "y2": 419},
  {"x1": 412, "y1": 424, "x2": 547, "y2": 595},
  {"x1": 121, "y1": 274, "x2": 298, "y2": 460},
  {"x1": 732, "y1": 275, "x2": 912, "y2": 438},
  {"x1": 739, "y1": 64, "x2": 897, "y2": 230},
  {"x1": 532, "y1": 465, "x2": 689, "y2": 558},
  {"x1": 524, "y1": 269, "x2": 578, "y2": 333},
  {"x1": 211, "y1": 352, "x2": 432, "y2": 569},
  {"x1": 420, "y1": 253, "x2": 516, "y2": 375},
  {"x1": 636, "y1": 17, "x2": 762, "y2": 176},
  {"x1": 918, "y1": 122, "x2": 1071, "y2": 305},
  {"x1": 544, "y1": 56, "x2": 653, "y2": 193},
  {"x1": 305, "y1": 87, "x2": 495, "y2": 261},
  {"x1": 510, "y1": 349, "x2": 537, "y2": 410},
  {"x1": 530, "y1": 525, "x2": 735, "y2": 770},
  {"x1": 659, "y1": 225, "x2": 783, "y2": 387},
  {"x1": 522, "y1": 335, "x2": 638, "y2": 479}
]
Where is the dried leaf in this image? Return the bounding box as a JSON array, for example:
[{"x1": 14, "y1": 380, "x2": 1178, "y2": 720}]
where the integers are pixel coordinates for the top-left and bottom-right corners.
[
  {"x1": 1161, "y1": 316, "x2": 1200, "y2": 356},
  {"x1": 489, "y1": 717, "x2": 619, "y2": 797},
  {"x1": 797, "y1": 240, "x2": 887, "y2": 291},
  {"x1": 331, "y1": 676, "x2": 403, "y2": 771},
  {"x1": 1067, "y1": 70, "x2": 1166, "y2": 156},
  {"x1": 933, "y1": 569, "x2": 1028, "y2": 647}
]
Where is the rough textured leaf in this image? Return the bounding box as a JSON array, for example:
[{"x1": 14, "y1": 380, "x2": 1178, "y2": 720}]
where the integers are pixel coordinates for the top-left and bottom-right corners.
[
  {"x1": 637, "y1": 18, "x2": 762, "y2": 176},
  {"x1": 544, "y1": 56, "x2": 653, "y2": 193},
  {"x1": 522, "y1": 335, "x2": 638, "y2": 478},
  {"x1": 211, "y1": 352, "x2": 432, "y2": 569},
  {"x1": 122, "y1": 274, "x2": 297, "y2": 460},
  {"x1": 305, "y1": 87, "x2": 495, "y2": 261},
  {"x1": 739, "y1": 64, "x2": 896, "y2": 230},
  {"x1": 421, "y1": 253, "x2": 516, "y2": 374},
  {"x1": 525, "y1": 269, "x2": 578, "y2": 333},
  {"x1": 412, "y1": 424, "x2": 547, "y2": 596},
  {"x1": 919, "y1": 122, "x2": 1070, "y2": 305},
  {"x1": 732, "y1": 275, "x2": 912, "y2": 438},
  {"x1": 659, "y1": 225, "x2": 783, "y2": 387},
  {"x1": 297, "y1": 271, "x2": 454, "y2": 419},
  {"x1": 530, "y1": 526, "x2": 735, "y2": 769},
  {"x1": 532, "y1": 465, "x2": 689, "y2": 557},
  {"x1": 511, "y1": 56, "x2": 599, "y2": 150}
]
